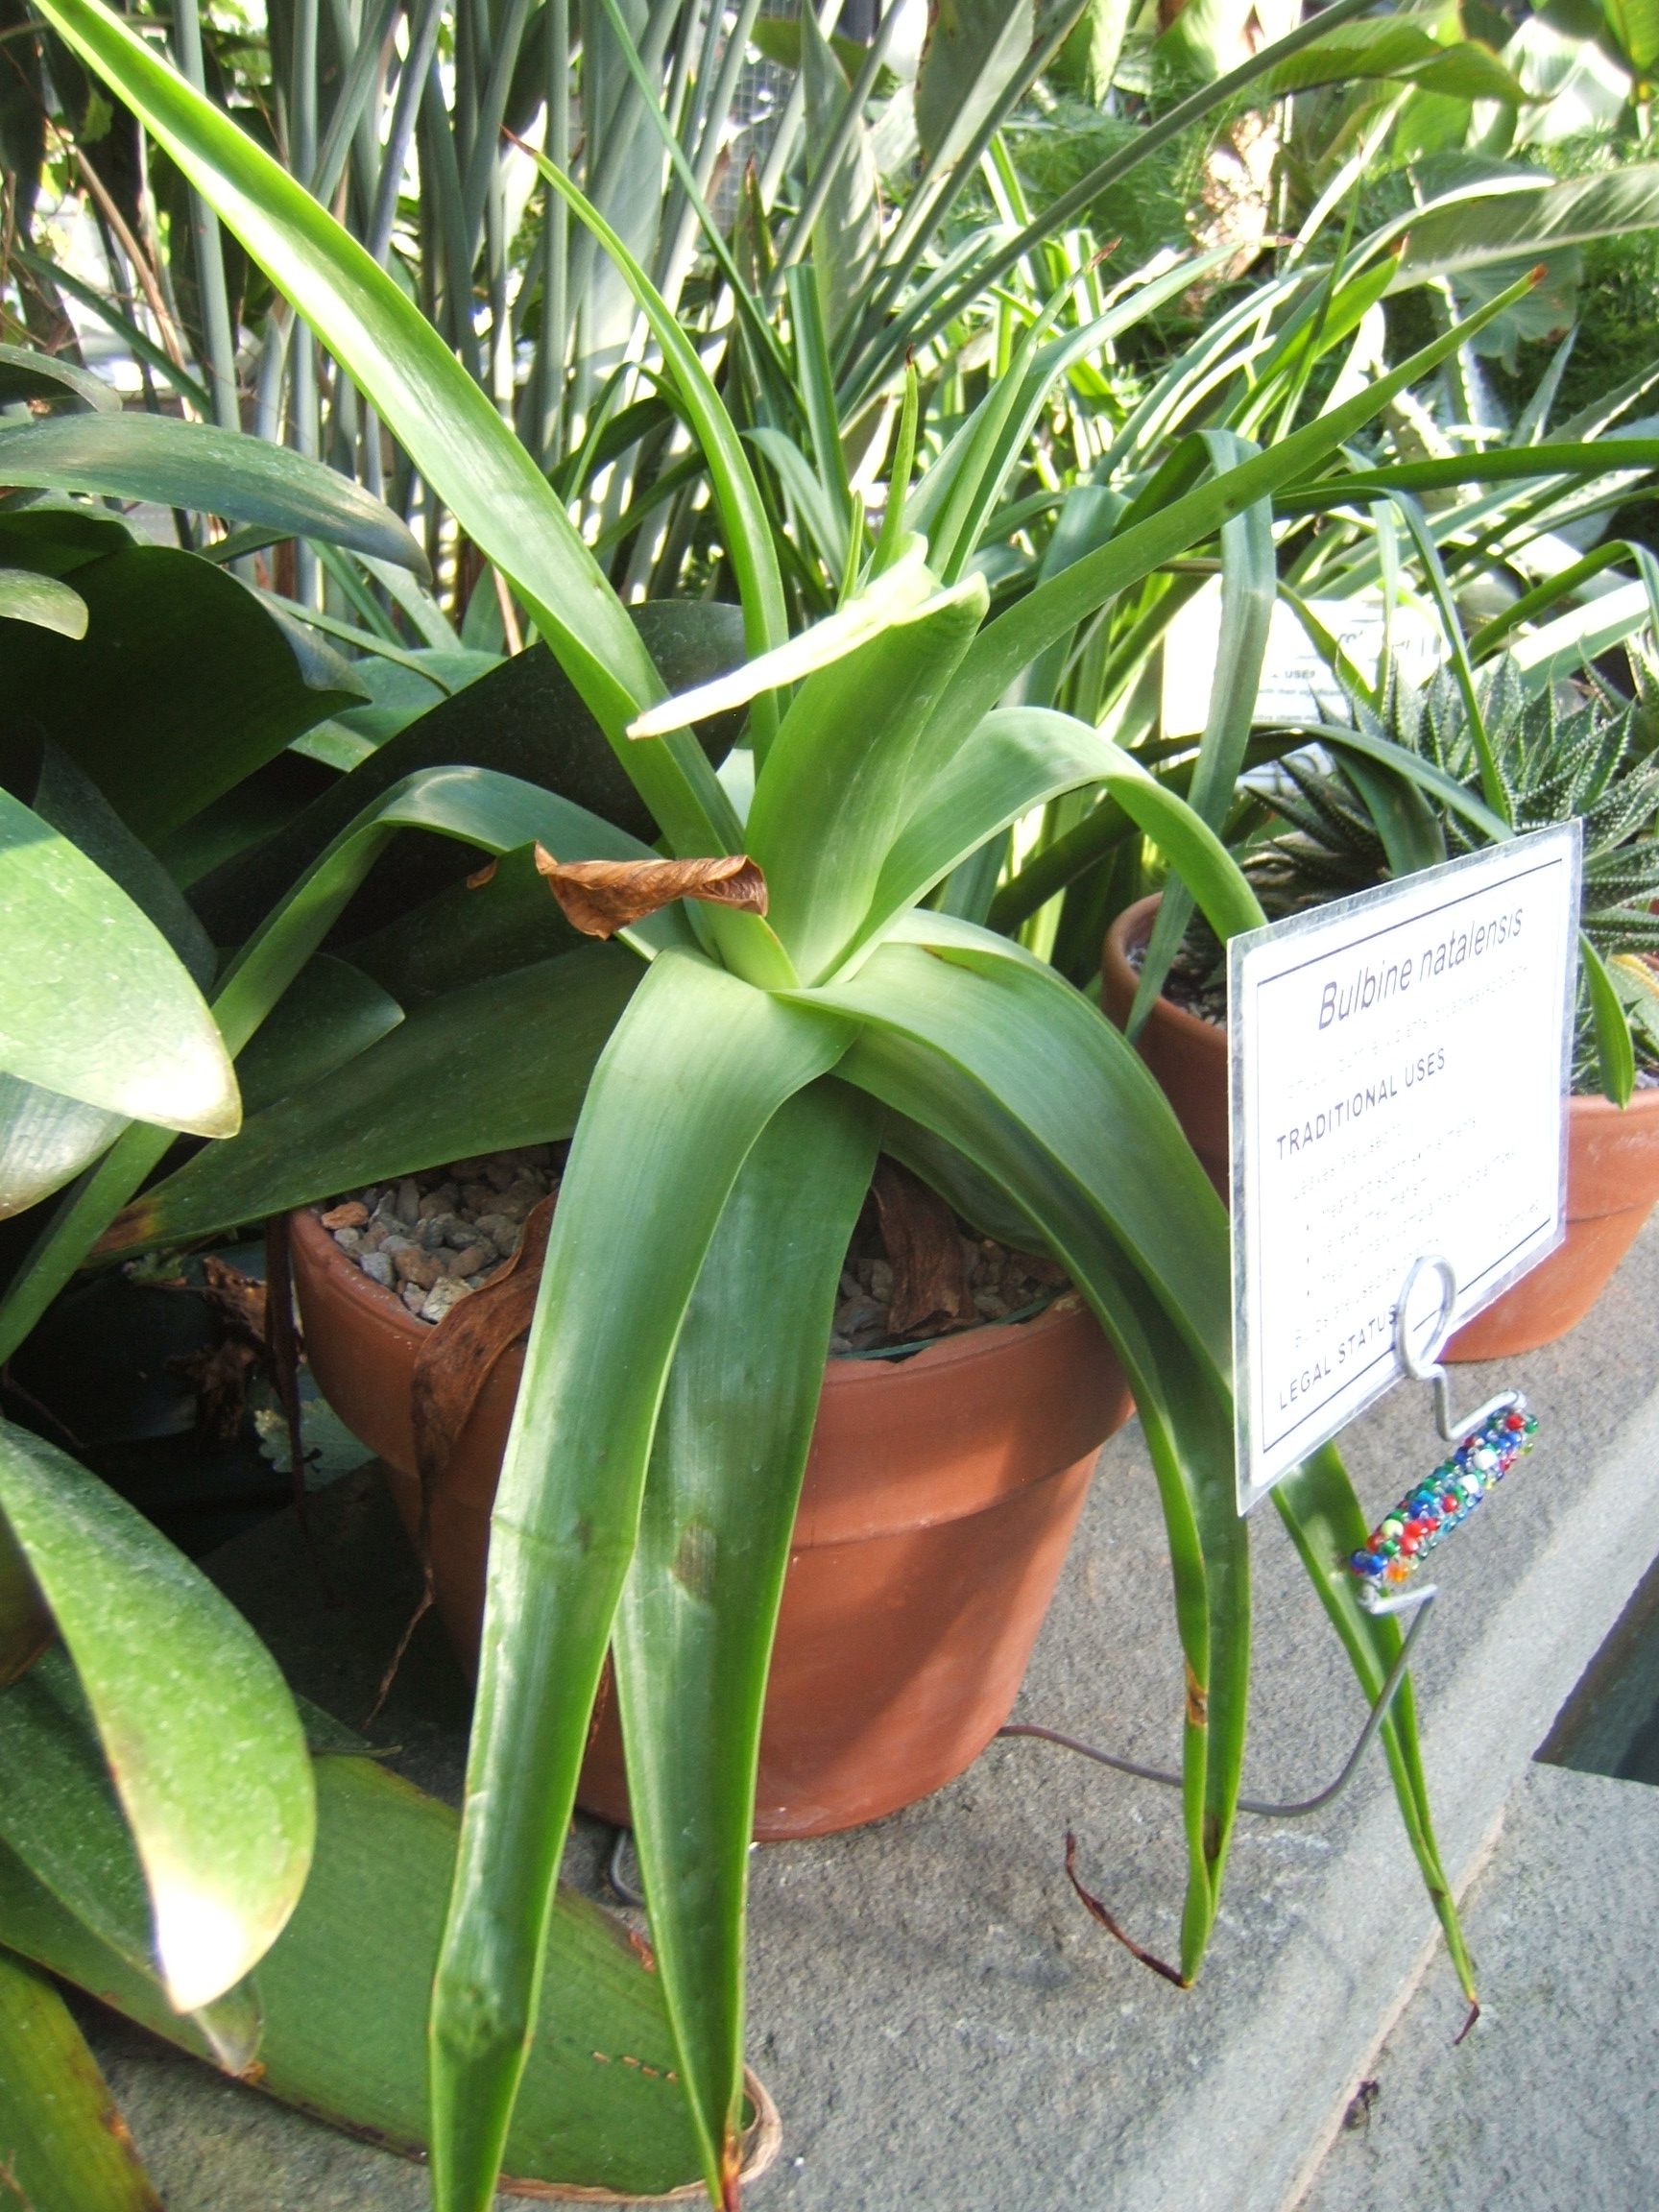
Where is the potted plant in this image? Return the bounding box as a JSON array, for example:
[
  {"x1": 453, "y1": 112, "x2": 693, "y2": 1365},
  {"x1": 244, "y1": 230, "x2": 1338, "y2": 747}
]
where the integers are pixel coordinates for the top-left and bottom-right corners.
[
  {"x1": 21, "y1": 5, "x2": 1577, "y2": 2203},
  {"x1": 285, "y1": 1153, "x2": 1135, "y2": 1839},
  {"x1": 1102, "y1": 650, "x2": 1659, "y2": 1353}
]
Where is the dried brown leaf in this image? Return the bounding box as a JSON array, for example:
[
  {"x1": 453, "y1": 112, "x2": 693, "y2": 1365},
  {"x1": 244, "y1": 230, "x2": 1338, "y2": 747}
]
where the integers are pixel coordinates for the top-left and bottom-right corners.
[
  {"x1": 871, "y1": 1159, "x2": 976, "y2": 1336},
  {"x1": 533, "y1": 846, "x2": 768, "y2": 938}
]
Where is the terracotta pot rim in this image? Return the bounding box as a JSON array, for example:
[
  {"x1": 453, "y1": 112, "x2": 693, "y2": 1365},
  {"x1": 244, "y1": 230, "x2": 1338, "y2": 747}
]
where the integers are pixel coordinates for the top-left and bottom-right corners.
[
  {"x1": 289, "y1": 1207, "x2": 1093, "y2": 1384},
  {"x1": 1103, "y1": 893, "x2": 1224, "y2": 1053},
  {"x1": 1106, "y1": 897, "x2": 1659, "y2": 1123}
]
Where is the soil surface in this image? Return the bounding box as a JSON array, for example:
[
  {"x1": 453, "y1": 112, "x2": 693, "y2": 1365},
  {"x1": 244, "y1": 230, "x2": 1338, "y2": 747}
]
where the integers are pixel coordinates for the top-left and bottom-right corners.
[{"x1": 319, "y1": 1151, "x2": 1070, "y2": 1355}]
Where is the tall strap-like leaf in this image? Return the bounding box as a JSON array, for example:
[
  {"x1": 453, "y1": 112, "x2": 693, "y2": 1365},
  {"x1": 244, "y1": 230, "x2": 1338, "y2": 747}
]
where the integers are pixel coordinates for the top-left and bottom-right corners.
[
  {"x1": 528, "y1": 150, "x2": 789, "y2": 757},
  {"x1": 1274, "y1": 1446, "x2": 1476, "y2": 2003},
  {"x1": 842, "y1": 707, "x2": 1264, "y2": 977},
  {"x1": 429, "y1": 952, "x2": 854, "y2": 2212},
  {"x1": 1127, "y1": 430, "x2": 1275, "y2": 1040},
  {"x1": 746, "y1": 574, "x2": 989, "y2": 983},
  {"x1": 615, "y1": 1079, "x2": 880, "y2": 2203},
  {"x1": 921, "y1": 270, "x2": 1541, "y2": 771},
  {"x1": 32, "y1": 0, "x2": 740, "y2": 862},
  {"x1": 816, "y1": 951, "x2": 1246, "y2": 1977}
]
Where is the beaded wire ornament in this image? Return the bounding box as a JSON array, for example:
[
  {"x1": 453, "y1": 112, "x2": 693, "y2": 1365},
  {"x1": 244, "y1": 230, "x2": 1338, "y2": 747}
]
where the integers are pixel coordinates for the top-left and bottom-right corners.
[
  {"x1": 1348, "y1": 1256, "x2": 1540, "y2": 1616},
  {"x1": 1350, "y1": 1399, "x2": 1537, "y2": 1597}
]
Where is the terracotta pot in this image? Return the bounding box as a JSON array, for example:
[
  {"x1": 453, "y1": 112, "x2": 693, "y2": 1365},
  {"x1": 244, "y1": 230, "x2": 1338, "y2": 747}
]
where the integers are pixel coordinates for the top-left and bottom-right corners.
[
  {"x1": 1101, "y1": 894, "x2": 1230, "y2": 1197},
  {"x1": 1444, "y1": 1088, "x2": 1659, "y2": 1359},
  {"x1": 1102, "y1": 894, "x2": 1659, "y2": 1359},
  {"x1": 289, "y1": 1208, "x2": 1133, "y2": 1839}
]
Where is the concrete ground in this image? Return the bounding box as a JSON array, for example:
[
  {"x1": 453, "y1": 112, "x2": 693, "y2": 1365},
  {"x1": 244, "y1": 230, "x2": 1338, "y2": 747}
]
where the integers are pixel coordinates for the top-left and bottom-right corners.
[
  {"x1": 1301, "y1": 1762, "x2": 1659, "y2": 2212},
  {"x1": 75, "y1": 1216, "x2": 1659, "y2": 2210}
]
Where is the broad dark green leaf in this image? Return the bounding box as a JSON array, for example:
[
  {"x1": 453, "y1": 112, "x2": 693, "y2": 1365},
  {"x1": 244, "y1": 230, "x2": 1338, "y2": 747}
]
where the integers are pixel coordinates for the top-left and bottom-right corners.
[
  {"x1": 0, "y1": 1945, "x2": 162, "y2": 2212},
  {"x1": 0, "y1": 1418, "x2": 313, "y2": 2010},
  {"x1": 0, "y1": 770, "x2": 661, "y2": 1366},
  {"x1": 3, "y1": 545, "x2": 366, "y2": 842},
  {"x1": 0, "y1": 1750, "x2": 730, "y2": 2197},
  {"x1": 0, "y1": 786, "x2": 235, "y2": 1135},
  {"x1": 616, "y1": 1081, "x2": 879, "y2": 2200},
  {"x1": 430, "y1": 953, "x2": 852, "y2": 2212},
  {"x1": 0, "y1": 1646, "x2": 262, "y2": 2071},
  {"x1": 0, "y1": 1080, "x2": 123, "y2": 1222},
  {"x1": 188, "y1": 603, "x2": 748, "y2": 950},
  {"x1": 0, "y1": 412, "x2": 427, "y2": 572},
  {"x1": 0, "y1": 504, "x2": 134, "y2": 577},
  {"x1": 3, "y1": 730, "x2": 214, "y2": 986},
  {"x1": 101, "y1": 946, "x2": 638, "y2": 1257},
  {"x1": 232, "y1": 952, "x2": 404, "y2": 1118}
]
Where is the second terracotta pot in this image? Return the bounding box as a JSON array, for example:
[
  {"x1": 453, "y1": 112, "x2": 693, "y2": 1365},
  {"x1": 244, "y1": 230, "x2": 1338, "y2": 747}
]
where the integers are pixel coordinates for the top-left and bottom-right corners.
[
  {"x1": 290, "y1": 1208, "x2": 1134, "y2": 1839},
  {"x1": 1100, "y1": 895, "x2": 1229, "y2": 1196},
  {"x1": 1102, "y1": 893, "x2": 1659, "y2": 1359}
]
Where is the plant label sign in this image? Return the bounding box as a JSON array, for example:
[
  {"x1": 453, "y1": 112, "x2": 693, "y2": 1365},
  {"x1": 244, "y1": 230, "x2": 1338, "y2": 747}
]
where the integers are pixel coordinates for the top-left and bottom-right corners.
[{"x1": 1229, "y1": 822, "x2": 1581, "y2": 1512}]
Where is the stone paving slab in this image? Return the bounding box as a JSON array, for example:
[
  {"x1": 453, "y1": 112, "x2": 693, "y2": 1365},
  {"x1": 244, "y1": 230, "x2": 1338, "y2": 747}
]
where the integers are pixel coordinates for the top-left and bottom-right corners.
[
  {"x1": 1300, "y1": 1761, "x2": 1659, "y2": 2212},
  {"x1": 78, "y1": 1216, "x2": 1659, "y2": 2210}
]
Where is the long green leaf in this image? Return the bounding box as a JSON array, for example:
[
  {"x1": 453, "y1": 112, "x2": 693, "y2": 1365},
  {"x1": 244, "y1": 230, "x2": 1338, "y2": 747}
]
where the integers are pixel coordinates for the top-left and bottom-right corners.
[
  {"x1": 847, "y1": 707, "x2": 1263, "y2": 975},
  {"x1": 529, "y1": 150, "x2": 789, "y2": 755},
  {"x1": 0, "y1": 413, "x2": 427, "y2": 574},
  {"x1": 0, "y1": 1748, "x2": 727, "y2": 2196},
  {"x1": 0, "y1": 1418, "x2": 313, "y2": 2010},
  {"x1": 1273, "y1": 1445, "x2": 1476, "y2": 2001},
  {"x1": 99, "y1": 947, "x2": 640, "y2": 1257},
  {"x1": 1272, "y1": 440, "x2": 1659, "y2": 512},
  {"x1": 0, "y1": 788, "x2": 236, "y2": 1136},
  {"x1": 1128, "y1": 430, "x2": 1274, "y2": 1039},
  {"x1": 0, "y1": 1945, "x2": 162, "y2": 2212},
  {"x1": 34, "y1": 0, "x2": 739, "y2": 862},
  {"x1": 430, "y1": 952, "x2": 852, "y2": 2212},
  {"x1": 923, "y1": 269, "x2": 1540, "y2": 760},
  {"x1": 1582, "y1": 931, "x2": 1636, "y2": 1106},
  {"x1": 746, "y1": 570, "x2": 990, "y2": 982},
  {"x1": 615, "y1": 1081, "x2": 879, "y2": 2202},
  {"x1": 815, "y1": 945, "x2": 1245, "y2": 1977}
]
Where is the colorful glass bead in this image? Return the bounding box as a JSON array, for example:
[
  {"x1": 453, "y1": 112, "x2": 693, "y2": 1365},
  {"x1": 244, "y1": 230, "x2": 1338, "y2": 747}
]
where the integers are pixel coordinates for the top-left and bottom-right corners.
[{"x1": 1349, "y1": 1399, "x2": 1536, "y2": 1594}]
